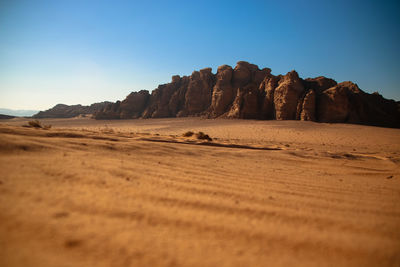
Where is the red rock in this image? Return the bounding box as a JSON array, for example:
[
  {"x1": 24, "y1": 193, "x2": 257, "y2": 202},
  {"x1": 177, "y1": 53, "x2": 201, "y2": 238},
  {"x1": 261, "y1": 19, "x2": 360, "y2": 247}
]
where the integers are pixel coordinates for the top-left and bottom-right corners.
[
  {"x1": 209, "y1": 65, "x2": 235, "y2": 117},
  {"x1": 300, "y1": 90, "x2": 316, "y2": 121},
  {"x1": 87, "y1": 61, "x2": 399, "y2": 128},
  {"x1": 304, "y1": 76, "x2": 337, "y2": 93},
  {"x1": 317, "y1": 82, "x2": 359, "y2": 123},
  {"x1": 273, "y1": 71, "x2": 305, "y2": 120},
  {"x1": 260, "y1": 75, "x2": 280, "y2": 119},
  {"x1": 184, "y1": 68, "x2": 214, "y2": 115},
  {"x1": 119, "y1": 90, "x2": 150, "y2": 119}
]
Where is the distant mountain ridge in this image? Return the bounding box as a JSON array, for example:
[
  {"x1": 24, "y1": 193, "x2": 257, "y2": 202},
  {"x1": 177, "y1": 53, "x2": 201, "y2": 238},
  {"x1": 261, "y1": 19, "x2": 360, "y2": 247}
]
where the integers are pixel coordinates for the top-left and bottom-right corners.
[
  {"x1": 0, "y1": 114, "x2": 15, "y2": 119},
  {"x1": 94, "y1": 61, "x2": 400, "y2": 128},
  {"x1": 33, "y1": 102, "x2": 112, "y2": 118},
  {"x1": 0, "y1": 108, "x2": 39, "y2": 117}
]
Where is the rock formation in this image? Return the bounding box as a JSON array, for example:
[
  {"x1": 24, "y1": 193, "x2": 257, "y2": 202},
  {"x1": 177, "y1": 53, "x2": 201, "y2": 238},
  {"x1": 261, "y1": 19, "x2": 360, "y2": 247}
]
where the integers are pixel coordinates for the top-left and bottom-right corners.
[
  {"x1": 273, "y1": 70, "x2": 305, "y2": 120},
  {"x1": 33, "y1": 102, "x2": 111, "y2": 118},
  {"x1": 77, "y1": 61, "x2": 399, "y2": 128},
  {"x1": 299, "y1": 89, "x2": 316, "y2": 121}
]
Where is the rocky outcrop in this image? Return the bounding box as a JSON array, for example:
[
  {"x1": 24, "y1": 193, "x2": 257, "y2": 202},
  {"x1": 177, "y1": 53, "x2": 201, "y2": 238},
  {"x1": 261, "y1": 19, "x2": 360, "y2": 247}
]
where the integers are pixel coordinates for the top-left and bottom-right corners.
[
  {"x1": 34, "y1": 102, "x2": 111, "y2": 119},
  {"x1": 183, "y1": 68, "x2": 214, "y2": 116},
  {"x1": 142, "y1": 75, "x2": 190, "y2": 118},
  {"x1": 260, "y1": 75, "x2": 280, "y2": 119},
  {"x1": 304, "y1": 77, "x2": 337, "y2": 93},
  {"x1": 119, "y1": 90, "x2": 150, "y2": 119},
  {"x1": 95, "y1": 91, "x2": 149, "y2": 119},
  {"x1": 273, "y1": 70, "x2": 305, "y2": 120},
  {"x1": 208, "y1": 65, "x2": 235, "y2": 117},
  {"x1": 316, "y1": 82, "x2": 400, "y2": 127},
  {"x1": 223, "y1": 62, "x2": 268, "y2": 119},
  {"x1": 317, "y1": 82, "x2": 355, "y2": 123},
  {"x1": 91, "y1": 61, "x2": 400, "y2": 128},
  {"x1": 299, "y1": 90, "x2": 316, "y2": 121}
]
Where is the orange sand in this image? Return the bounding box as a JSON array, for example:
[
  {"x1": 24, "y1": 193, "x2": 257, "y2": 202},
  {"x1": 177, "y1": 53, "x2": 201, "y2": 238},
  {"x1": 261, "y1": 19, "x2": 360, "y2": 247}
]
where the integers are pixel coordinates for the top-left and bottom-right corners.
[{"x1": 0, "y1": 117, "x2": 399, "y2": 267}]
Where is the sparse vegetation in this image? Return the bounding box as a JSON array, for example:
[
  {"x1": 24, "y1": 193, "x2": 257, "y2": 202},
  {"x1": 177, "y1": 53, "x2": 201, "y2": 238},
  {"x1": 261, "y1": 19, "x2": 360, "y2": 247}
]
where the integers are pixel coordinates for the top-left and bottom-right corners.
[
  {"x1": 196, "y1": 131, "x2": 212, "y2": 141},
  {"x1": 28, "y1": 120, "x2": 42, "y2": 128},
  {"x1": 24, "y1": 120, "x2": 51, "y2": 129},
  {"x1": 183, "y1": 131, "x2": 194, "y2": 137},
  {"x1": 183, "y1": 131, "x2": 212, "y2": 141}
]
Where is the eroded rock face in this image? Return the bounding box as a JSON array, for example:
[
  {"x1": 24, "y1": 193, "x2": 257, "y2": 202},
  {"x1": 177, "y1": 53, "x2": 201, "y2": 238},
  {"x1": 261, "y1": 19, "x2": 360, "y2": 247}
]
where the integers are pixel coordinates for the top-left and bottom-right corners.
[
  {"x1": 119, "y1": 90, "x2": 150, "y2": 119},
  {"x1": 227, "y1": 85, "x2": 260, "y2": 119},
  {"x1": 151, "y1": 77, "x2": 182, "y2": 118},
  {"x1": 184, "y1": 68, "x2": 214, "y2": 115},
  {"x1": 169, "y1": 76, "x2": 190, "y2": 117},
  {"x1": 260, "y1": 75, "x2": 280, "y2": 119},
  {"x1": 233, "y1": 61, "x2": 256, "y2": 87},
  {"x1": 94, "y1": 101, "x2": 121, "y2": 119},
  {"x1": 273, "y1": 71, "x2": 305, "y2": 120},
  {"x1": 300, "y1": 90, "x2": 316, "y2": 121},
  {"x1": 317, "y1": 82, "x2": 357, "y2": 123},
  {"x1": 304, "y1": 77, "x2": 337, "y2": 93},
  {"x1": 223, "y1": 62, "x2": 270, "y2": 119},
  {"x1": 92, "y1": 61, "x2": 399, "y2": 128},
  {"x1": 209, "y1": 65, "x2": 235, "y2": 117}
]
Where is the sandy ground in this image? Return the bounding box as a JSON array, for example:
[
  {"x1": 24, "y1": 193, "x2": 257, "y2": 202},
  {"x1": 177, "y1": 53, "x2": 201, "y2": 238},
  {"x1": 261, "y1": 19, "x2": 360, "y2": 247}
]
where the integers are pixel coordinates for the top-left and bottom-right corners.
[{"x1": 0, "y1": 117, "x2": 399, "y2": 267}]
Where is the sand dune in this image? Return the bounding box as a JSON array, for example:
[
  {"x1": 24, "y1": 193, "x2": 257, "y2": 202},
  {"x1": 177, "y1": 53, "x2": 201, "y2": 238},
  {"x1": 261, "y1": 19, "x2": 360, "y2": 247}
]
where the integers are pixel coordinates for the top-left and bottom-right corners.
[{"x1": 0, "y1": 118, "x2": 399, "y2": 267}]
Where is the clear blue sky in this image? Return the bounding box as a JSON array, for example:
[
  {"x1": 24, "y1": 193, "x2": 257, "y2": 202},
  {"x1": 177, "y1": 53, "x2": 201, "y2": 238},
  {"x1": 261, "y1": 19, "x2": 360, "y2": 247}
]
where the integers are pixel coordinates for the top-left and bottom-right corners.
[{"x1": 0, "y1": 0, "x2": 399, "y2": 110}]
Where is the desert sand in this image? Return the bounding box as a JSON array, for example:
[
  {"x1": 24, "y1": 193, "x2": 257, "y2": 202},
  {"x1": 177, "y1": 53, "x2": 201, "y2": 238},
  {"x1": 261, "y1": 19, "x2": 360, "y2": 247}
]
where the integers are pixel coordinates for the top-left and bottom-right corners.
[{"x1": 0, "y1": 117, "x2": 399, "y2": 267}]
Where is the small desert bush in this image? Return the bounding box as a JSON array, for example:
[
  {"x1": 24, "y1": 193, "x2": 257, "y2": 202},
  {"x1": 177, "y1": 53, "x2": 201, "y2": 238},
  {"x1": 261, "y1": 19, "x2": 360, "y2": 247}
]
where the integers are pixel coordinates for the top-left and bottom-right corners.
[
  {"x1": 195, "y1": 131, "x2": 212, "y2": 141},
  {"x1": 183, "y1": 131, "x2": 194, "y2": 137},
  {"x1": 183, "y1": 131, "x2": 212, "y2": 141},
  {"x1": 24, "y1": 120, "x2": 52, "y2": 129},
  {"x1": 28, "y1": 120, "x2": 42, "y2": 128}
]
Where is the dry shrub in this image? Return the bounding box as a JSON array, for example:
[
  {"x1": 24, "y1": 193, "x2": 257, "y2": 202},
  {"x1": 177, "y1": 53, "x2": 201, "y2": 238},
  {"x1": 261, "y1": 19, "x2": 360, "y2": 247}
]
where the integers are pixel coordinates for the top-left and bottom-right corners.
[
  {"x1": 183, "y1": 131, "x2": 212, "y2": 141},
  {"x1": 195, "y1": 131, "x2": 212, "y2": 141},
  {"x1": 183, "y1": 131, "x2": 194, "y2": 137},
  {"x1": 24, "y1": 120, "x2": 51, "y2": 130},
  {"x1": 28, "y1": 120, "x2": 42, "y2": 128}
]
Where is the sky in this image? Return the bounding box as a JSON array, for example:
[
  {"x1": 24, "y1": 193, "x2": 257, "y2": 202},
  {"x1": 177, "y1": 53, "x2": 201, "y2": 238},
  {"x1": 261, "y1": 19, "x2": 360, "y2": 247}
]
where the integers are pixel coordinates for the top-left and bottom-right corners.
[{"x1": 0, "y1": 0, "x2": 399, "y2": 110}]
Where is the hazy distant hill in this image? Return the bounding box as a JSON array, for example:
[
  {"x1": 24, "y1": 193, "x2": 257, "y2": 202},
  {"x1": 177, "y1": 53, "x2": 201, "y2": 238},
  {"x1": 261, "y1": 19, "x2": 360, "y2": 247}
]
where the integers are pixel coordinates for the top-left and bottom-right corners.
[
  {"x1": 33, "y1": 102, "x2": 112, "y2": 118},
  {"x1": 0, "y1": 108, "x2": 39, "y2": 117},
  {"x1": 0, "y1": 114, "x2": 16, "y2": 119}
]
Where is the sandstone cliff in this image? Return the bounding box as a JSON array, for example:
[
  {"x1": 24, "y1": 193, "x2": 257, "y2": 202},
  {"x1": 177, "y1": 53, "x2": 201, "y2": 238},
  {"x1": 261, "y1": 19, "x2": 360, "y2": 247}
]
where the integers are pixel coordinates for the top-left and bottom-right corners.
[{"x1": 91, "y1": 61, "x2": 399, "y2": 128}]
